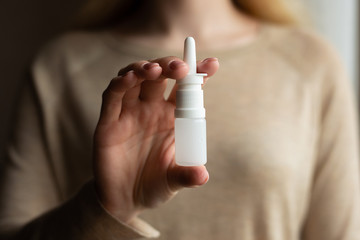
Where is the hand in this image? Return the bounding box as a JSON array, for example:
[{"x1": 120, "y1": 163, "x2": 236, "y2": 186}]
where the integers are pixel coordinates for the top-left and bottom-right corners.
[{"x1": 93, "y1": 56, "x2": 219, "y2": 223}]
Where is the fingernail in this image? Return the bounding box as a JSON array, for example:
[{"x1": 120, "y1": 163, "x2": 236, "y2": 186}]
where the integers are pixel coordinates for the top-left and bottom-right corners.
[
  {"x1": 124, "y1": 70, "x2": 135, "y2": 77},
  {"x1": 169, "y1": 60, "x2": 186, "y2": 70},
  {"x1": 201, "y1": 57, "x2": 218, "y2": 63},
  {"x1": 143, "y1": 62, "x2": 159, "y2": 70}
]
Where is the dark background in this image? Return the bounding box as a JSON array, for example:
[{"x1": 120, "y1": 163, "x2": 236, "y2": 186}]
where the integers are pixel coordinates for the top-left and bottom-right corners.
[{"x1": 0, "y1": 0, "x2": 85, "y2": 158}]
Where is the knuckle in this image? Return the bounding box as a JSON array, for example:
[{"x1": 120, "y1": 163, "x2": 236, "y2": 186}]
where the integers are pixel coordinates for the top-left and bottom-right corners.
[
  {"x1": 107, "y1": 79, "x2": 117, "y2": 90},
  {"x1": 118, "y1": 60, "x2": 149, "y2": 76},
  {"x1": 102, "y1": 79, "x2": 116, "y2": 98},
  {"x1": 117, "y1": 67, "x2": 126, "y2": 76},
  {"x1": 102, "y1": 88, "x2": 110, "y2": 100},
  {"x1": 117, "y1": 63, "x2": 132, "y2": 76}
]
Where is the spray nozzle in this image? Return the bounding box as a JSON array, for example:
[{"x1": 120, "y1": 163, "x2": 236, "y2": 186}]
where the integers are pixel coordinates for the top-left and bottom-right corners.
[
  {"x1": 183, "y1": 37, "x2": 207, "y2": 79},
  {"x1": 184, "y1": 37, "x2": 197, "y2": 74},
  {"x1": 175, "y1": 37, "x2": 207, "y2": 119}
]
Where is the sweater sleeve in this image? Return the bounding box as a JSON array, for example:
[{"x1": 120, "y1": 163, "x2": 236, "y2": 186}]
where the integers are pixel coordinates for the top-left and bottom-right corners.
[
  {"x1": 301, "y1": 51, "x2": 360, "y2": 239},
  {"x1": 0, "y1": 77, "x2": 159, "y2": 239}
]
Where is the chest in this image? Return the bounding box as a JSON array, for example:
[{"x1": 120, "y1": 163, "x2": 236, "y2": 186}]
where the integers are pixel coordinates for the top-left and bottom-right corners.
[{"x1": 203, "y1": 58, "x2": 319, "y2": 193}]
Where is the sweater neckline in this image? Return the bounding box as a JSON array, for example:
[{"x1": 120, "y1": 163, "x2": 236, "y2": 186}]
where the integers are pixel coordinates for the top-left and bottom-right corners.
[{"x1": 102, "y1": 21, "x2": 273, "y2": 60}]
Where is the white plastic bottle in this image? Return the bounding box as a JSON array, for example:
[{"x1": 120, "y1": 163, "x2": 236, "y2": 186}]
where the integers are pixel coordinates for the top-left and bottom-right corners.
[{"x1": 175, "y1": 37, "x2": 207, "y2": 166}]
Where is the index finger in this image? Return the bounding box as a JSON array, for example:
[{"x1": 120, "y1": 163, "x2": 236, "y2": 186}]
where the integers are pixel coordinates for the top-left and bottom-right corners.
[{"x1": 150, "y1": 56, "x2": 189, "y2": 80}]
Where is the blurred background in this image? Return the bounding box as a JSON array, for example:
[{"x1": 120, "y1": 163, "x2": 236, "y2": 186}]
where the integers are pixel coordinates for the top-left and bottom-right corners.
[
  {"x1": 0, "y1": 0, "x2": 359, "y2": 158},
  {"x1": 304, "y1": 0, "x2": 359, "y2": 93}
]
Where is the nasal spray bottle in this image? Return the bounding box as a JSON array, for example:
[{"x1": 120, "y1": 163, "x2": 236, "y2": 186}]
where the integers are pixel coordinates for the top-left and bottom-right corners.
[{"x1": 175, "y1": 37, "x2": 207, "y2": 166}]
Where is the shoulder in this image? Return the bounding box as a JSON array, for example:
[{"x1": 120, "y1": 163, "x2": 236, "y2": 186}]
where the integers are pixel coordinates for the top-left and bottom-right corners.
[
  {"x1": 263, "y1": 23, "x2": 343, "y2": 77},
  {"x1": 32, "y1": 31, "x2": 109, "y2": 76},
  {"x1": 263, "y1": 24, "x2": 354, "y2": 112},
  {"x1": 30, "y1": 31, "x2": 113, "y2": 102}
]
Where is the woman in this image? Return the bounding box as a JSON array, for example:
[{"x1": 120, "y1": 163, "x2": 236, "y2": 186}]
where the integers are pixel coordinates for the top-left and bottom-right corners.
[{"x1": 0, "y1": 0, "x2": 359, "y2": 239}]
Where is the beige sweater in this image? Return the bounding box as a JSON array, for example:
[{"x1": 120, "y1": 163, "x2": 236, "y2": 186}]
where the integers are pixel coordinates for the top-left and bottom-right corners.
[{"x1": 0, "y1": 23, "x2": 359, "y2": 240}]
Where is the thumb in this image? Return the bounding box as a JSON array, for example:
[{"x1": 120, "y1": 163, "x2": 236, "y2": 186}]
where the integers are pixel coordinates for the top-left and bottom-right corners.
[{"x1": 167, "y1": 165, "x2": 209, "y2": 192}]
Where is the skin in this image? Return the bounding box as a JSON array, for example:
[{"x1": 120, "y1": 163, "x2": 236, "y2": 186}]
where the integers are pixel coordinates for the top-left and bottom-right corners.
[{"x1": 93, "y1": 0, "x2": 259, "y2": 223}]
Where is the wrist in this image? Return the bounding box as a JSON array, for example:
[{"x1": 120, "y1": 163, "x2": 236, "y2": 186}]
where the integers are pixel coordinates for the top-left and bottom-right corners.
[{"x1": 93, "y1": 180, "x2": 141, "y2": 224}]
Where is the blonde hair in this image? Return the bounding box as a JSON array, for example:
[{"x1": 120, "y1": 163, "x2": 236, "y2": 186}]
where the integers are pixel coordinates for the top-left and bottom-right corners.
[
  {"x1": 232, "y1": 0, "x2": 304, "y2": 24},
  {"x1": 75, "y1": 0, "x2": 304, "y2": 28}
]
